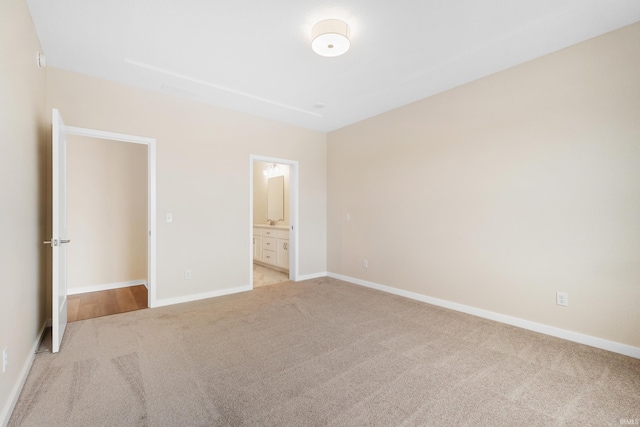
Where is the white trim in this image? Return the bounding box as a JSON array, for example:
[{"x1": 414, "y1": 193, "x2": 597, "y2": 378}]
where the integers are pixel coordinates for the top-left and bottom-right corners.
[
  {"x1": 252, "y1": 259, "x2": 289, "y2": 274},
  {"x1": 64, "y1": 126, "x2": 154, "y2": 145},
  {"x1": 290, "y1": 162, "x2": 299, "y2": 282},
  {"x1": 67, "y1": 280, "x2": 147, "y2": 295},
  {"x1": 249, "y1": 157, "x2": 255, "y2": 288},
  {"x1": 296, "y1": 272, "x2": 328, "y2": 281},
  {"x1": 64, "y1": 125, "x2": 157, "y2": 310},
  {"x1": 147, "y1": 141, "x2": 157, "y2": 308},
  {"x1": 249, "y1": 155, "x2": 300, "y2": 288},
  {"x1": 1, "y1": 322, "x2": 47, "y2": 427},
  {"x1": 328, "y1": 272, "x2": 640, "y2": 359},
  {"x1": 153, "y1": 285, "x2": 252, "y2": 308}
]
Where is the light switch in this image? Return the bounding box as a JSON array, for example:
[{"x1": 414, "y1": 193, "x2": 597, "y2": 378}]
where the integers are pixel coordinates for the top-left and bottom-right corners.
[{"x1": 166, "y1": 213, "x2": 173, "y2": 223}]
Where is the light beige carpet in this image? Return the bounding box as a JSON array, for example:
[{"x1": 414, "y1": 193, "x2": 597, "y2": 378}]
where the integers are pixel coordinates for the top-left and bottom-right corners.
[{"x1": 9, "y1": 277, "x2": 640, "y2": 426}]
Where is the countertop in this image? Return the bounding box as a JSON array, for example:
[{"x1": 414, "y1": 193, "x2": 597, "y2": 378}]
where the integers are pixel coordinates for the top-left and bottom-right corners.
[{"x1": 253, "y1": 224, "x2": 289, "y2": 230}]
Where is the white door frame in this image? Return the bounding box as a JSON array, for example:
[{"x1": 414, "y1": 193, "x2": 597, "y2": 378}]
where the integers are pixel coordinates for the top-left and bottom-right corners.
[
  {"x1": 249, "y1": 155, "x2": 299, "y2": 286},
  {"x1": 64, "y1": 125, "x2": 158, "y2": 307}
]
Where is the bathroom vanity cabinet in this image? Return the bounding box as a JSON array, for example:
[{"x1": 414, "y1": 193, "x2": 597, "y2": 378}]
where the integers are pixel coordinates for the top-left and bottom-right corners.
[{"x1": 253, "y1": 226, "x2": 289, "y2": 272}]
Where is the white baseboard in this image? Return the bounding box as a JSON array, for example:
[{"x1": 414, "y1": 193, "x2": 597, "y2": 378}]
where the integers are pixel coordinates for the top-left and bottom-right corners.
[
  {"x1": 327, "y1": 272, "x2": 640, "y2": 359},
  {"x1": 1, "y1": 321, "x2": 47, "y2": 427},
  {"x1": 152, "y1": 285, "x2": 252, "y2": 308},
  {"x1": 253, "y1": 260, "x2": 289, "y2": 274},
  {"x1": 67, "y1": 279, "x2": 147, "y2": 295},
  {"x1": 152, "y1": 272, "x2": 328, "y2": 308},
  {"x1": 296, "y1": 271, "x2": 328, "y2": 281}
]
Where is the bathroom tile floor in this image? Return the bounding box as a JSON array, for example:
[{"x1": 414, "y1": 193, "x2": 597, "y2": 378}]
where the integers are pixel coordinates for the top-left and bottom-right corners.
[{"x1": 253, "y1": 264, "x2": 290, "y2": 288}]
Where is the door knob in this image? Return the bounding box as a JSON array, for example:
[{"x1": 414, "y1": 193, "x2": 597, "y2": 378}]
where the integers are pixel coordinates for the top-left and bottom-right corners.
[{"x1": 43, "y1": 239, "x2": 70, "y2": 246}]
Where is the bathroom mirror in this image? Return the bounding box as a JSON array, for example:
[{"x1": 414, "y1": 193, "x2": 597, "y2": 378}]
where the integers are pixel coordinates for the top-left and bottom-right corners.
[{"x1": 267, "y1": 175, "x2": 284, "y2": 221}]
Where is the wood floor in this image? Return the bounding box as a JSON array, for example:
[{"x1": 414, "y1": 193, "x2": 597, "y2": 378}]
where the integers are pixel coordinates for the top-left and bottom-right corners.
[{"x1": 67, "y1": 285, "x2": 148, "y2": 322}]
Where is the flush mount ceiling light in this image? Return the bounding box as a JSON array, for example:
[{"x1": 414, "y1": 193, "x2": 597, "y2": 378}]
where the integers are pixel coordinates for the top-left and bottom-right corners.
[{"x1": 311, "y1": 19, "x2": 351, "y2": 57}]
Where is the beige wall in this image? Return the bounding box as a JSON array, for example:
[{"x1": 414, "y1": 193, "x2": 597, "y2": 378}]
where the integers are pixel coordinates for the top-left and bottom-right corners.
[
  {"x1": 0, "y1": 0, "x2": 48, "y2": 421},
  {"x1": 47, "y1": 67, "x2": 327, "y2": 301},
  {"x1": 67, "y1": 136, "x2": 147, "y2": 291},
  {"x1": 327, "y1": 23, "x2": 640, "y2": 348},
  {"x1": 253, "y1": 161, "x2": 290, "y2": 226}
]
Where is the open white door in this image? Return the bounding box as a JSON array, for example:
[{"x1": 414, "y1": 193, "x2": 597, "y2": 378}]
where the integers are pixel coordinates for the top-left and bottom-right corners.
[{"x1": 47, "y1": 109, "x2": 69, "y2": 353}]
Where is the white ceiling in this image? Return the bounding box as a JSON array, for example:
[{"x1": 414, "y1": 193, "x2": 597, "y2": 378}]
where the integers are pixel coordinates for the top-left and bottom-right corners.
[{"x1": 26, "y1": 0, "x2": 640, "y2": 132}]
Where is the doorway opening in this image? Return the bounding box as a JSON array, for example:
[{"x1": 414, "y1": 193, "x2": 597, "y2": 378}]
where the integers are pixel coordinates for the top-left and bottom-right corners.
[
  {"x1": 249, "y1": 155, "x2": 299, "y2": 288},
  {"x1": 49, "y1": 109, "x2": 156, "y2": 353},
  {"x1": 66, "y1": 135, "x2": 149, "y2": 322},
  {"x1": 63, "y1": 125, "x2": 157, "y2": 309}
]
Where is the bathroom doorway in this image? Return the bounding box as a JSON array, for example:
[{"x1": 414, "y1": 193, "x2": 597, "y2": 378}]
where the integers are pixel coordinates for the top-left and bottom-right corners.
[{"x1": 249, "y1": 155, "x2": 299, "y2": 288}]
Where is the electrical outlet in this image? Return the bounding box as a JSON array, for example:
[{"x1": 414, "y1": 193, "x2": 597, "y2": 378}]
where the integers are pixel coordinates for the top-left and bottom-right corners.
[
  {"x1": 185, "y1": 270, "x2": 192, "y2": 280},
  {"x1": 2, "y1": 347, "x2": 7, "y2": 373},
  {"x1": 556, "y1": 292, "x2": 568, "y2": 306},
  {"x1": 363, "y1": 259, "x2": 368, "y2": 268}
]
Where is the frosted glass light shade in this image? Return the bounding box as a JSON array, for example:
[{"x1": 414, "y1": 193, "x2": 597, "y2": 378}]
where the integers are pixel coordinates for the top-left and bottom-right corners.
[{"x1": 311, "y1": 19, "x2": 351, "y2": 57}]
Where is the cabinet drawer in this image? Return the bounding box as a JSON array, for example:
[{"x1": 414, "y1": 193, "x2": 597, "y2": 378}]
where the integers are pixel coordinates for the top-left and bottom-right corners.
[
  {"x1": 262, "y1": 249, "x2": 276, "y2": 264},
  {"x1": 276, "y1": 230, "x2": 289, "y2": 239},
  {"x1": 262, "y1": 237, "x2": 276, "y2": 250},
  {"x1": 262, "y1": 229, "x2": 276, "y2": 237}
]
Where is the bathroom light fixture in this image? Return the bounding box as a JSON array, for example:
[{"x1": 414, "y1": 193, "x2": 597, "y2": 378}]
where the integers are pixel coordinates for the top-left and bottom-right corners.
[
  {"x1": 263, "y1": 164, "x2": 282, "y2": 178},
  {"x1": 311, "y1": 19, "x2": 351, "y2": 57}
]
